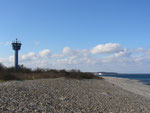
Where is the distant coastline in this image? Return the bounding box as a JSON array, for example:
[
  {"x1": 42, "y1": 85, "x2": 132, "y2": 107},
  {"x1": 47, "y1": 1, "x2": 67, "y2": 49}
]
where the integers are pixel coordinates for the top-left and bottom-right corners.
[
  {"x1": 94, "y1": 72, "x2": 150, "y2": 75},
  {"x1": 94, "y1": 72, "x2": 150, "y2": 85}
]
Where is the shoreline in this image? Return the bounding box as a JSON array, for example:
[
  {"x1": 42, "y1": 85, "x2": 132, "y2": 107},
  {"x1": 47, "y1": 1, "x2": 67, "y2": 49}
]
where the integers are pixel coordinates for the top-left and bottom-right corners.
[{"x1": 103, "y1": 76, "x2": 150, "y2": 99}]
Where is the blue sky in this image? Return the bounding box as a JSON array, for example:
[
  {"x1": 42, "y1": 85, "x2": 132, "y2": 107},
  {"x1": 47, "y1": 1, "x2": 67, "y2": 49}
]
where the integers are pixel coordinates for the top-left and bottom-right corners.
[{"x1": 0, "y1": 0, "x2": 150, "y2": 73}]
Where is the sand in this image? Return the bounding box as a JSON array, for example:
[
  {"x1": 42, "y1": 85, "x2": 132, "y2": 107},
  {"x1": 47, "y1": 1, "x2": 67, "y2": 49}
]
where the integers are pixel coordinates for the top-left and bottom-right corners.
[{"x1": 103, "y1": 76, "x2": 150, "y2": 99}]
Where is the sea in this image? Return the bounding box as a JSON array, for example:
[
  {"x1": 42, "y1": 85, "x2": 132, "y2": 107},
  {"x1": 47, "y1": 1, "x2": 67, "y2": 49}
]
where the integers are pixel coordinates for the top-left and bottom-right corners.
[{"x1": 98, "y1": 74, "x2": 150, "y2": 85}]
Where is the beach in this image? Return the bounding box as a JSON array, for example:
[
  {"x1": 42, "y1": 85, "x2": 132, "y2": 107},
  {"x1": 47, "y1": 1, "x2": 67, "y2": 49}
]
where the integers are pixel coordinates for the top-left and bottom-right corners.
[
  {"x1": 103, "y1": 76, "x2": 150, "y2": 99},
  {"x1": 0, "y1": 77, "x2": 150, "y2": 113}
]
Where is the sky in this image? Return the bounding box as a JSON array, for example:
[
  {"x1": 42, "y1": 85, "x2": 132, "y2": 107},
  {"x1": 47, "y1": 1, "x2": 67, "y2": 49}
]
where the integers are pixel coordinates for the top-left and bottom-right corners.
[{"x1": 0, "y1": 0, "x2": 150, "y2": 73}]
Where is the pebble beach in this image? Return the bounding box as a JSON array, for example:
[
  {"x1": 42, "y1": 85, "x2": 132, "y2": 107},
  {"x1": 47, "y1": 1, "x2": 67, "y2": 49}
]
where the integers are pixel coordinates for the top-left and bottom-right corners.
[{"x1": 0, "y1": 77, "x2": 150, "y2": 113}]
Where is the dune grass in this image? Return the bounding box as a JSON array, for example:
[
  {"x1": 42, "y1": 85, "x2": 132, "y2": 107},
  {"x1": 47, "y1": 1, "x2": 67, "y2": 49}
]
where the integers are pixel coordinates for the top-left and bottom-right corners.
[{"x1": 0, "y1": 63, "x2": 103, "y2": 81}]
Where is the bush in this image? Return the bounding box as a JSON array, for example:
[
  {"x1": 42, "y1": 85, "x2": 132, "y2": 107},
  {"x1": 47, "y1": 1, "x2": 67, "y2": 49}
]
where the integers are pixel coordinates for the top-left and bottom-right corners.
[
  {"x1": 0, "y1": 63, "x2": 6, "y2": 71},
  {"x1": 0, "y1": 63, "x2": 103, "y2": 81},
  {"x1": 47, "y1": 69, "x2": 59, "y2": 73},
  {"x1": 64, "y1": 69, "x2": 102, "y2": 80},
  {"x1": 18, "y1": 65, "x2": 32, "y2": 73},
  {"x1": 34, "y1": 68, "x2": 47, "y2": 73}
]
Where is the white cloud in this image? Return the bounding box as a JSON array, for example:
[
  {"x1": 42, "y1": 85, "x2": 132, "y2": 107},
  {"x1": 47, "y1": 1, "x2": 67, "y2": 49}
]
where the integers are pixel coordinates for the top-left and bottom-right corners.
[
  {"x1": 62, "y1": 47, "x2": 74, "y2": 56},
  {"x1": 114, "y1": 49, "x2": 131, "y2": 57},
  {"x1": 9, "y1": 56, "x2": 14, "y2": 63},
  {"x1": 1, "y1": 43, "x2": 150, "y2": 73},
  {"x1": 0, "y1": 58, "x2": 8, "y2": 63},
  {"x1": 39, "y1": 49, "x2": 51, "y2": 57},
  {"x1": 21, "y1": 52, "x2": 37, "y2": 61},
  {"x1": 51, "y1": 54, "x2": 64, "y2": 58},
  {"x1": 91, "y1": 43, "x2": 124, "y2": 54}
]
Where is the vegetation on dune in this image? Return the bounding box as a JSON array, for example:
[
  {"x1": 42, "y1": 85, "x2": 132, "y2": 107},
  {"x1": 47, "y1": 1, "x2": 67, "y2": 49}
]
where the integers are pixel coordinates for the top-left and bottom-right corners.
[{"x1": 0, "y1": 63, "x2": 103, "y2": 81}]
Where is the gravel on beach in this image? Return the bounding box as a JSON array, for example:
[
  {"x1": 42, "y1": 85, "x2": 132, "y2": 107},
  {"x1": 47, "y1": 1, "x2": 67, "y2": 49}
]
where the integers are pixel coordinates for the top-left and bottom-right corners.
[{"x1": 0, "y1": 77, "x2": 150, "y2": 113}]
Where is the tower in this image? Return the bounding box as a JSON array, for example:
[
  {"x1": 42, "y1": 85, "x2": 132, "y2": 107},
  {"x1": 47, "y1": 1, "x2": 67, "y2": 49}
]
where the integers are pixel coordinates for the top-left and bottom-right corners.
[{"x1": 12, "y1": 39, "x2": 22, "y2": 70}]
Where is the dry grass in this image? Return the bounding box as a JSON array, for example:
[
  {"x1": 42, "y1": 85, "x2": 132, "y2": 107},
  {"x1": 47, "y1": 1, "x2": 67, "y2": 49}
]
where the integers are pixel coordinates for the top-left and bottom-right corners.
[{"x1": 0, "y1": 63, "x2": 103, "y2": 81}]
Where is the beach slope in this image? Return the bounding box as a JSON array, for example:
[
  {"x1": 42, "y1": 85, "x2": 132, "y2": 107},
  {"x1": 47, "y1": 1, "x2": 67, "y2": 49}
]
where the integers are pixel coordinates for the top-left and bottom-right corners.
[
  {"x1": 0, "y1": 77, "x2": 150, "y2": 112},
  {"x1": 103, "y1": 76, "x2": 150, "y2": 99}
]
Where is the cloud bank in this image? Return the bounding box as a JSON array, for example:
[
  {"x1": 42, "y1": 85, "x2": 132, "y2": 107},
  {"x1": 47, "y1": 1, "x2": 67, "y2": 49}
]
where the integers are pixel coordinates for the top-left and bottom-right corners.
[{"x1": 1, "y1": 43, "x2": 150, "y2": 73}]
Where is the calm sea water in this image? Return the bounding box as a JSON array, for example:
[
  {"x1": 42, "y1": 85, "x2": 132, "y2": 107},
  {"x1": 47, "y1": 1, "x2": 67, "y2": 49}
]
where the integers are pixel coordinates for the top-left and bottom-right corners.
[{"x1": 98, "y1": 74, "x2": 150, "y2": 85}]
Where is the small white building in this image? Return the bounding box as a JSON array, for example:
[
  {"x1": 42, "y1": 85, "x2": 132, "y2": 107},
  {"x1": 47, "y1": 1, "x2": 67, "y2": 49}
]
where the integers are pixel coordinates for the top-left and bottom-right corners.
[{"x1": 98, "y1": 73, "x2": 103, "y2": 75}]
